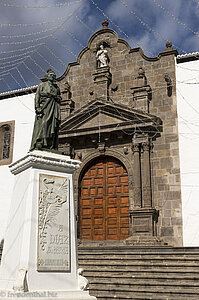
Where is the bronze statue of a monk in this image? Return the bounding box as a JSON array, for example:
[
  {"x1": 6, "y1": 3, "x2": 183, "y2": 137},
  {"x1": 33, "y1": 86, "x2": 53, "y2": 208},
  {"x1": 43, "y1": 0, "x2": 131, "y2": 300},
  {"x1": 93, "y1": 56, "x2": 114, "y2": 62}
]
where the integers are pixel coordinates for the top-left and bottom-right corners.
[{"x1": 30, "y1": 69, "x2": 61, "y2": 151}]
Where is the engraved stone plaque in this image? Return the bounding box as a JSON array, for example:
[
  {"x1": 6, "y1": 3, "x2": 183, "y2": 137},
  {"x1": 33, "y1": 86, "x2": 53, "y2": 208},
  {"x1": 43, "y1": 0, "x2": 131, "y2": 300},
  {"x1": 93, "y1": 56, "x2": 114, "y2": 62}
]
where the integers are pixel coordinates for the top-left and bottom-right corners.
[{"x1": 37, "y1": 174, "x2": 70, "y2": 272}]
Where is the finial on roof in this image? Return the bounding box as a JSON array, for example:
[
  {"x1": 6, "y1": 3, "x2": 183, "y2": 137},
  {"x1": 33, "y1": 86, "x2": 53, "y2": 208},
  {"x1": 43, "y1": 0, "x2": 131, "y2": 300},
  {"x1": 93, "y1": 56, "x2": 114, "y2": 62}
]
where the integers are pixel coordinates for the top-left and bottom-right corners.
[
  {"x1": 102, "y1": 20, "x2": 109, "y2": 28},
  {"x1": 165, "y1": 41, "x2": 173, "y2": 50}
]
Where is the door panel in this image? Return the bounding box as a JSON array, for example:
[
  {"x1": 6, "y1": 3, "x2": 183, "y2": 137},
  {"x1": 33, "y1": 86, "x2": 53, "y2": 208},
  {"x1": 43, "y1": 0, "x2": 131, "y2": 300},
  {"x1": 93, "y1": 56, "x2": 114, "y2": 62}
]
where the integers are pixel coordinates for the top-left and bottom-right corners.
[{"x1": 79, "y1": 156, "x2": 129, "y2": 240}]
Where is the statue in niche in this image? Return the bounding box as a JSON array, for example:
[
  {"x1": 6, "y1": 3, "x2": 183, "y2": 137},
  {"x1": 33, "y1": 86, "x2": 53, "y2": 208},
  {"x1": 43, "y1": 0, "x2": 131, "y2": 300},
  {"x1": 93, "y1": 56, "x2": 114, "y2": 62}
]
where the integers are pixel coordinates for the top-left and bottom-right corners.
[
  {"x1": 30, "y1": 69, "x2": 61, "y2": 151},
  {"x1": 96, "y1": 43, "x2": 109, "y2": 68}
]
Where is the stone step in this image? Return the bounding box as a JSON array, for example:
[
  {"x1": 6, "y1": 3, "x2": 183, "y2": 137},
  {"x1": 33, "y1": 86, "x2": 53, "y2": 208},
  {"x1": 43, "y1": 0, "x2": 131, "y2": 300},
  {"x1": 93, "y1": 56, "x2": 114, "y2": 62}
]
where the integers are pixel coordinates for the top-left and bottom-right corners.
[
  {"x1": 78, "y1": 247, "x2": 199, "y2": 253},
  {"x1": 87, "y1": 277, "x2": 199, "y2": 287},
  {"x1": 79, "y1": 255, "x2": 199, "y2": 265},
  {"x1": 88, "y1": 285, "x2": 199, "y2": 298},
  {"x1": 80, "y1": 265, "x2": 199, "y2": 274},
  {"x1": 78, "y1": 245, "x2": 199, "y2": 253},
  {"x1": 79, "y1": 251, "x2": 199, "y2": 258},
  {"x1": 78, "y1": 254, "x2": 199, "y2": 263},
  {"x1": 90, "y1": 290, "x2": 199, "y2": 300},
  {"x1": 79, "y1": 259, "x2": 199, "y2": 268},
  {"x1": 78, "y1": 246, "x2": 199, "y2": 299},
  {"x1": 79, "y1": 265, "x2": 199, "y2": 277},
  {"x1": 83, "y1": 270, "x2": 199, "y2": 279}
]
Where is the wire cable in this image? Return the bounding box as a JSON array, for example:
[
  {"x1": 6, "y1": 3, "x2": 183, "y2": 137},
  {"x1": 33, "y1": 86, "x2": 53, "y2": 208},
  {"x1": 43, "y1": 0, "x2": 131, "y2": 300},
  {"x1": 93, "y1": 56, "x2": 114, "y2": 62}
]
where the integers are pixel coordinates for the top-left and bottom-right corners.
[
  {"x1": 16, "y1": 66, "x2": 29, "y2": 87},
  {"x1": 0, "y1": 23, "x2": 69, "y2": 39},
  {"x1": 119, "y1": 0, "x2": 188, "y2": 54},
  {"x1": 0, "y1": 1, "x2": 84, "y2": 91},
  {"x1": 152, "y1": 0, "x2": 199, "y2": 38},
  {"x1": 75, "y1": 15, "x2": 95, "y2": 33},
  {"x1": 0, "y1": 54, "x2": 31, "y2": 66},
  {"x1": 35, "y1": 50, "x2": 61, "y2": 75},
  {"x1": 0, "y1": 49, "x2": 42, "y2": 61},
  {"x1": 177, "y1": 88, "x2": 199, "y2": 116},
  {"x1": 43, "y1": 44, "x2": 68, "y2": 67},
  {"x1": 2, "y1": 78, "x2": 12, "y2": 91},
  {"x1": 0, "y1": 0, "x2": 82, "y2": 9},
  {"x1": 0, "y1": 43, "x2": 45, "y2": 55},
  {"x1": 0, "y1": 16, "x2": 72, "y2": 28},
  {"x1": 9, "y1": 72, "x2": 23, "y2": 89},
  {"x1": 51, "y1": 36, "x2": 78, "y2": 58},
  {"x1": 89, "y1": 0, "x2": 155, "y2": 57}
]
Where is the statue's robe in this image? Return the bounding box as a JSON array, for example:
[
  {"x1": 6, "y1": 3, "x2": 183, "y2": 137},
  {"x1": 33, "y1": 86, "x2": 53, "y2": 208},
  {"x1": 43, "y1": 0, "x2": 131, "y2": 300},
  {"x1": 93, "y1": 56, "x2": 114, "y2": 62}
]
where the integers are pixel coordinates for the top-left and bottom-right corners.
[{"x1": 30, "y1": 81, "x2": 61, "y2": 151}]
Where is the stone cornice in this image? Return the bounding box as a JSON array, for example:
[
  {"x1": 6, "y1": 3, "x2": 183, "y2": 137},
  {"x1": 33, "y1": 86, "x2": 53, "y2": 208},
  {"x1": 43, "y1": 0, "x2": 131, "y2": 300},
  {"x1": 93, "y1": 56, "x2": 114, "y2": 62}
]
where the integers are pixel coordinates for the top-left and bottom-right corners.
[
  {"x1": 9, "y1": 150, "x2": 80, "y2": 175},
  {"x1": 0, "y1": 85, "x2": 37, "y2": 100}
]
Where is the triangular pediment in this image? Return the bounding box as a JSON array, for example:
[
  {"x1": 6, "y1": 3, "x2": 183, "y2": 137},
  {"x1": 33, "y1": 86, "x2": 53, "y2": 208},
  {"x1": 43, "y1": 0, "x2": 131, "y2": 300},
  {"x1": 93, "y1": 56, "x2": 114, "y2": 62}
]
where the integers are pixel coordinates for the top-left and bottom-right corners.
[
  {"x1": 60, "y1": 99, "x2": 162, "y2": 138},
  {"x1": 78, "y1": 111, "x2": 127, "y2": 129}
]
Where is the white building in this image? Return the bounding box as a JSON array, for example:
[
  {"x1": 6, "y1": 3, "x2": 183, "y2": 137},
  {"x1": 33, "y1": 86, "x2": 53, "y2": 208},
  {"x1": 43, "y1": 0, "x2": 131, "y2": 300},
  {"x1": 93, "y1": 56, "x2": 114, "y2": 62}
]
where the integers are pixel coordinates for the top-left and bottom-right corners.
[
  {"x1": 0, "y1": 88, "x2": 36, "y2": 243},
  {"x1": 176, "y1": 53, "x2": 199, "y2": 246}
]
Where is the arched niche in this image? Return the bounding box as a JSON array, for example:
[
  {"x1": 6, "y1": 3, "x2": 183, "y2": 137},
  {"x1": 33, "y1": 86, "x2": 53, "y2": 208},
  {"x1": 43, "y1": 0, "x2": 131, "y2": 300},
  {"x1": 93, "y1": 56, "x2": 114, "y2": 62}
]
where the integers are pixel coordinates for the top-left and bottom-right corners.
[{"x1": 0, "y1": 121, "x2": 15, "y2": 165}]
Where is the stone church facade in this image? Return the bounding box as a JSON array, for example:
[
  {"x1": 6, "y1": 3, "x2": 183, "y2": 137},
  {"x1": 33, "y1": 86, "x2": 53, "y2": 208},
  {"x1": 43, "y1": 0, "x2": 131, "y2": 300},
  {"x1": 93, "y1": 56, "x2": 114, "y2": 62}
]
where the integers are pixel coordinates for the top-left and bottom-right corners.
[{"x1": 57, "y1": 20, "x2": 182, "y2": 246}]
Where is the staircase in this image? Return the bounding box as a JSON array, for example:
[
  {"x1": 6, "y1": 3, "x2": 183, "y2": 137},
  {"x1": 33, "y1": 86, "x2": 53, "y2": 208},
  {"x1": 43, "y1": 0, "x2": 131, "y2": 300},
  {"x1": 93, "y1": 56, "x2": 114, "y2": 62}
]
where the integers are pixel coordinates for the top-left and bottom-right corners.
[{"x1": 78, "y1": 244, "x2": 199, "y2": 299}]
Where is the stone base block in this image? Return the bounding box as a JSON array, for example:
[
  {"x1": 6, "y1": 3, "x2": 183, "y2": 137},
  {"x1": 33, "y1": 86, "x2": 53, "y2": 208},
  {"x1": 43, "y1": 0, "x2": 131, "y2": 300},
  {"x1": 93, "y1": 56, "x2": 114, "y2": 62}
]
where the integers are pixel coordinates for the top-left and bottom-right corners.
[
  {"x1": 125, "y1": 235, "x2": 168, "y2": 246},
  {"x1": 92, "y1": 66, "x2": 111, "y2": 100},
  {"x1": 130, "y1": 208, "x2": 159, "y2": 236},
  {"x1": 128, "y1": 208, "x2": 169, "y2": 246}
]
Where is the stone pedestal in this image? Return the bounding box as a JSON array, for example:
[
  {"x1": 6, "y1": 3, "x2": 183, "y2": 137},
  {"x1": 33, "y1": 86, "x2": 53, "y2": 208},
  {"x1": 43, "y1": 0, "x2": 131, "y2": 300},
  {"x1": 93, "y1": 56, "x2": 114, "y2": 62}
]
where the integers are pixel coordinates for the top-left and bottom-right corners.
[
  {"x1": 127, "y1": 209, "x2": 165, "y2": 246},
  {"x1": 131, "y1": 86, "x2": 151, "y2": 113},
  {"x1": 130, "y1": 208, "x2": 158, "y2": 236},
  {"x1": 92, "y1": 66, "x2": 112, "y2": 101},
  {"x1": 130, "y1": 67, "x2": 151, "y2": 113},
  {"x1": 0, "y1": 150, "x2": 96, "y2": 299}
]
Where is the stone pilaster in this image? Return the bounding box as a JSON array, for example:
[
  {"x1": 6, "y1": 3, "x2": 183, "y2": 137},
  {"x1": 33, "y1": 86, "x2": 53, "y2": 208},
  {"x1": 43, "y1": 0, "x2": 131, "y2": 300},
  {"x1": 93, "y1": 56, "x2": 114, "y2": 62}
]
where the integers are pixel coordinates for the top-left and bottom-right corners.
[
  {"x1": 141, "y1": 141, "x2": 152, "y2": 208},
  {"x1": 128, "y1": 136, "x2": 160, "y2": 242},
  {"x1": 132, "y1": 143, "x2": 141, "y2": 208}
]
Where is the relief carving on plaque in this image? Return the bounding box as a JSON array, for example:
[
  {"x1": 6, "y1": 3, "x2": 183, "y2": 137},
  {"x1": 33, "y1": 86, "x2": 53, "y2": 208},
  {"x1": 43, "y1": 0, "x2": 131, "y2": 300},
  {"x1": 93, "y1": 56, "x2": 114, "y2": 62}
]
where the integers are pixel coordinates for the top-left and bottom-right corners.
[{"x1": 38, "y1": 174, "x2": 70, "y2": 272}]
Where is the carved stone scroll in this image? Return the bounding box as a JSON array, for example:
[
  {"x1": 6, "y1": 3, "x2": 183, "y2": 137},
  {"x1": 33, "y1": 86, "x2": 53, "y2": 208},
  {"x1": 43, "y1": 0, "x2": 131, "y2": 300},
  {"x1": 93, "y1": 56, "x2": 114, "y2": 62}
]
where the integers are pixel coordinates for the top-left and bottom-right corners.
[{"x1": 37, "y1": 174, "x2": 70, "y2": 272}]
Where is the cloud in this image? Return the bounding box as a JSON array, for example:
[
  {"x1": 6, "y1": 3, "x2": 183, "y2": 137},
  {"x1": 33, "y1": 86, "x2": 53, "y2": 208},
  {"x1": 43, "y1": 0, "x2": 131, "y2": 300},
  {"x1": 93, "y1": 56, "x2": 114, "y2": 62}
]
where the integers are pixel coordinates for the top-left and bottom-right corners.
[{"x1": 104, "y1": 0, "x2": 199, "y2": 55}]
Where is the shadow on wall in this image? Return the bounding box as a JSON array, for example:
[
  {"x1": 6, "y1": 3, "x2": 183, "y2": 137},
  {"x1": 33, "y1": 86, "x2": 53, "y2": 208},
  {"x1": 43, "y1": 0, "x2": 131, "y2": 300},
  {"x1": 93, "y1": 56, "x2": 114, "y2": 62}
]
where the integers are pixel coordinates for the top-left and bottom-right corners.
[{"x1": 0, "y1": 239, "x2": 4, "y2": 249}]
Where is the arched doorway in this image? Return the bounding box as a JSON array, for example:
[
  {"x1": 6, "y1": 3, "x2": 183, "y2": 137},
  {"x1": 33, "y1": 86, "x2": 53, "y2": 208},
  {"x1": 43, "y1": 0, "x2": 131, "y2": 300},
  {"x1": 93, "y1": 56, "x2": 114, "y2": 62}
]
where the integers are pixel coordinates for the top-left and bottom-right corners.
[{"x1": 79, "y1": 156, "x2": 129, "y2": 240}]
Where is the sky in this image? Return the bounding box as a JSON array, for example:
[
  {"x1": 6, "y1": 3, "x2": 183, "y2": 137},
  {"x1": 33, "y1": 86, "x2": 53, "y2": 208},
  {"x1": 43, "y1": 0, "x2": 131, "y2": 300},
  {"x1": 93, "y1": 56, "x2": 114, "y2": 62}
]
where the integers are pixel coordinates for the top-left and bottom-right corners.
[{"x1": 0, "y1": 0, "x2": 199, "y2": 93}]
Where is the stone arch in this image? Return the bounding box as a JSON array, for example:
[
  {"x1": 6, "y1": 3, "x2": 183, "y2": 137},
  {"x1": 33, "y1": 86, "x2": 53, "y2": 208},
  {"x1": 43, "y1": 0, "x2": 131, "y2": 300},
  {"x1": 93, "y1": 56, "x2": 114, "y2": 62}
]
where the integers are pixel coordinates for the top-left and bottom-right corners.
[{"x1": 74, "y1": 149, "x2": 133, "y2": 187}]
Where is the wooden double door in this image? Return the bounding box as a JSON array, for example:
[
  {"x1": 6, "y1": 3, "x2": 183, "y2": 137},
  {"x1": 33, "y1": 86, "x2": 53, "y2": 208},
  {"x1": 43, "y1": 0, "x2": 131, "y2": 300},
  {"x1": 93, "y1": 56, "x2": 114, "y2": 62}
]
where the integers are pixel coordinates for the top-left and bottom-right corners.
[{"x1": 79, "y1": 156, "x2": 129, "y2": 240}]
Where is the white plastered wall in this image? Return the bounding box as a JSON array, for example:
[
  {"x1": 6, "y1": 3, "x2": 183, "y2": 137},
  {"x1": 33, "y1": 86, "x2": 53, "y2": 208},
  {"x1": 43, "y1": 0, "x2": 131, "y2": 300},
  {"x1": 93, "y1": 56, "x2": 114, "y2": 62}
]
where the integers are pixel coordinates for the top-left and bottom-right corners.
[
  {"x1": 0, "y1": 93, "x2": 35, "y2": 242},
  {"x1": 176, "y1": 58, "x2": 199, "y2": 246}
]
